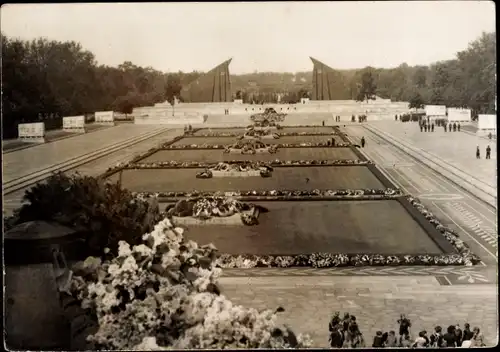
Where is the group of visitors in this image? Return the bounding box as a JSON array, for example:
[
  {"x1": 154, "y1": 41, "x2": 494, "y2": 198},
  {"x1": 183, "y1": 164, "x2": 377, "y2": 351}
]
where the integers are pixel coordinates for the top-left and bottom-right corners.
[
  {"x1": 334, "y1": 115, "x2": 341, "y2": 122},
  {"x1": 328, "y1": 312, "x2": 365, "y2": 348},
  {"x1": 223, "y1": 108, "x2": 230, "y2": 115},
  {"x1": 351, "y1": 115, "x2": 367, "y2": 123},
  {"x1": 476, "y1": 145, "x2": 492, "y2": 159},
  {"x1": 419, "y1": 122, "x2": 435, "y2": 132},
  {"x1": 183, "y1": 124, "x2": 193, "y2": 134},
  {"x1": 443, "y1": 122, "x2": 461, "y2": 132},
  {"x1": 328, "y1": 312, "x2": 487, "y2": 348}
]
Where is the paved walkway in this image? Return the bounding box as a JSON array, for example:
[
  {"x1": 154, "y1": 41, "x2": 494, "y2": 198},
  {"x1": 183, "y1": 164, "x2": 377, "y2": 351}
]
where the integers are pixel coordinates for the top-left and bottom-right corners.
[
  {"x1": 2, "y1": 124, "x2": 161, "y2": 183},
  {"x1": 368, "y1": 121, "x2": 496, "y2": 189},
  {"x1": 220, "y1": 276, "x2": 498, "y2": 347}
]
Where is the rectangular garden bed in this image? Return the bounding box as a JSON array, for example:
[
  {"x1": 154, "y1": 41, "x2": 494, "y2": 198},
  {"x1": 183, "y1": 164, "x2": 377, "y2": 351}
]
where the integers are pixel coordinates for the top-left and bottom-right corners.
[
  {"x1": 176, "y1": 200, "x2": 445, "y2": 255},
  {"x1": 109, "y1": 166, "x2": 385, "y2": 192},
  {"x1": 138, "y1": 147, "x2": 359, "y2": 163},
  {"x1": 170, "y1": 135, "x2": 343, "y2": 146}
]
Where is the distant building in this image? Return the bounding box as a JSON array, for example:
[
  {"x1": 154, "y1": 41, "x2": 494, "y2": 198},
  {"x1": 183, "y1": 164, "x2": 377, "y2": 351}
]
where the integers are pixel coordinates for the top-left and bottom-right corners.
[
  {"x1": 310, "y1": 57, "x2": 351, "y2": 100},
  {"x1": 181, "y1": 59, "x2": 232, "y2": 102}
]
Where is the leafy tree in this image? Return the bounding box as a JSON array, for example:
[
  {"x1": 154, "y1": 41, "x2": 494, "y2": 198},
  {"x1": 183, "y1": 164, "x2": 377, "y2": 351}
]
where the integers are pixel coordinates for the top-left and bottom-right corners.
[
  {"x1": 165, "y1": 74, "x2": 182, "y2": 105},
  {"x1": 408, "y1": 92, "x2": 425, "y2": 110},
  {"x1": 356, "y1": 68, "x2": 377, "y2": 102}
]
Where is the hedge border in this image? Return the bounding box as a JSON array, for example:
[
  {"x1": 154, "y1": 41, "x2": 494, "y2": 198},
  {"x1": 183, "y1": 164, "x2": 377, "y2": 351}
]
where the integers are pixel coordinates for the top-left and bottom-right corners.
[{"x1": 121, "y1": 160, "x2": 374, "y2": 170}]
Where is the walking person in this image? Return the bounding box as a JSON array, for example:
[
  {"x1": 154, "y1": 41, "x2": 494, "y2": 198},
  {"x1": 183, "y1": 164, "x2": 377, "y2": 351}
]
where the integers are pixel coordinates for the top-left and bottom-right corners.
[
  {"x1": 476, "y1": 146, "x2": 481, "y2": 159},
  {"x1": 453, "y1": 122, "x2": 457, "y2": 132},
  {"x1": 457, "y1": 122, "x2": 461, "y2": 131},
  {"x1": 431, "y1": 123, "x2": 435, "y2": 132},
  {"x1": 361, "y1": 136, "x2": 366, "y2": 148},
  {"x1": 486, "y1": 145, "x2": 491, "y2": 159},
  {"x1": 488, "y1": 132, "x2": 492, "y2": 140},
  {"x1": 444, "y1": 124, "x2": 447, "y2": 132}
]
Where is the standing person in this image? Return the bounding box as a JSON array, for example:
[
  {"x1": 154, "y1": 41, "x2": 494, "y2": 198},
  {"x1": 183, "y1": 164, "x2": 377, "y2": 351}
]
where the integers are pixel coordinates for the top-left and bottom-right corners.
[
  {"x1": 420, "y1": 124, "x2": 424, "y2": 132},
  {"x1": 431, "y1": 123, "x2": 435, "y2": 132},
  {"x1": 462, "y1": 323, "x2": 474, "y2": 343},
  {"x1": 329, "y1": 312, "x2": 341, "y2": 332},
  {"x1": 488, "y1": 132, "x2": 492, "y2": 140},
  {"x1": 457, "y1": 122, "x2": 461, "y2": 131},
  {"x1": 430, "y1": 326, "x2": 444, "y2": 348},
  {"x1": 453, "y1": 122, "x2": 457, "y2": 131},
  {"x1": 397, "y1": 314, "x2": 411, "y2": 341},
  {"x1": 424, "y1": 124, "x2": 428, "y2": 132},
  {"x1": 486, "y1": 145, "x2": 491, "y2": 159},
  {"x1": 332, "y1": 138, "x2": 336, "y2": 147},
  {"x1": 443, "y1": 325, "x2": 457, "y2": 347},
  {"x1": 412, "y1": 331, "x2": 429, "y2": 348},
  {"x1": 361, "y1": 137, "x2": 365, "y2": 148},
  {"x1": 342, "y1": 313, "x2": 350, "y2": 338},
  {"x1": 470, "y1": 327, "x2": 485, "y2": 347},
  {"x1": 372, "y1": 331, "x2": 384, "y2": 347},
  {"x1": 476, "y1": 146, "x2": 481, "y2": 159},
  {"x1": 455, "y1": 324, "x2": 463, "y2": 346},
  {"x1": 329, "y1": 325, "x2": 344, "y2": 348},
  {"x1": 449, "y1": 123, "x2": 452, "y2": 132},
  {"x1": 385, "y1": 331, "x2": 398, "y2": 347},
  {"x1": 444, "y1": 124, "x2": 447, "y2": 132}
]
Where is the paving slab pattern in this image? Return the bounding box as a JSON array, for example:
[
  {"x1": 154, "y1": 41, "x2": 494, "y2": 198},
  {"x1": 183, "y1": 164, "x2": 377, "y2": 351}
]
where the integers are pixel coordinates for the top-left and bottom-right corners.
[{"x1": 220, "y1": 276, "x2": 498, "y2": 347}]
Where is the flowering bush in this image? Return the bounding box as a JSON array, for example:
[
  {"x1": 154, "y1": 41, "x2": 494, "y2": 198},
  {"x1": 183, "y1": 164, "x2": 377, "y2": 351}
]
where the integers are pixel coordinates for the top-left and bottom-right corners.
[
  {"x1": 194, "y1": 131, "x2": 338, "y2": 138},
  {"x1": 134, "y1": 188, "x2": 403, "y2": 201},
  {"x1": 165, "y1": 197, "x2": 267, "y2": 225},
  {"x1": 195, "y1": 162, "x2": 273, "y2": 178},
  {"x1": 407, "y1": 196, "x2": 480, "y2": 266},
  {"x1": 161, "y1": 142, "x2": 351, "y2": 150},
  {"x1": 216, "y1": 253, "x2": 471, "y2": 268},
  {"x1": 123, "y1": 159, "x2": 373, "y2": 170},
  {"x1": 69, "y1": 218, "x2": 312, "y2": 349}
]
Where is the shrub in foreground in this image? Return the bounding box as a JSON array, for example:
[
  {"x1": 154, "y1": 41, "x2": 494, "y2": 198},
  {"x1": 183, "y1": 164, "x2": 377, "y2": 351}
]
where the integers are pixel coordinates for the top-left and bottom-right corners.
[{"x1": 9, "y1": 172, "x2": 161, "y2": 256}]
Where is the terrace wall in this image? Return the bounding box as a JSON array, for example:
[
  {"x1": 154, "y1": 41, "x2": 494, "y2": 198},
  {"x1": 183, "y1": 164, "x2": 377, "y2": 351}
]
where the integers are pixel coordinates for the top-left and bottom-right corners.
[{"x1": 133, "y1": 100, "x2": 410, "y2": 125}]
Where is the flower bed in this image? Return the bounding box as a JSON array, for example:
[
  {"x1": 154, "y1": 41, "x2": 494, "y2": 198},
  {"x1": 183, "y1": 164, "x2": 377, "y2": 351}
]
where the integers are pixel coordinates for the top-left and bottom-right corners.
[
  {"x1": 68, "y1": 218, "x2": 311, "y2": 349},
  {"x1": 193, "y1": 131, "x2": 338, "y2": 138},
  {"x1": 196, "y1": 162, "x2": 273, "y2": 178},
  {"x1": 123, "y1": 159, "x2": 373, "y2": 169},
  {"x1": 134, "y1": 188, "x2": 403, "y2": 201},
  {"x1": 165, "y1": 197, "x2": 268, "y2": 226},
  {"x1": 160, "y1": 142, "x2": 351, "y2": 150}
]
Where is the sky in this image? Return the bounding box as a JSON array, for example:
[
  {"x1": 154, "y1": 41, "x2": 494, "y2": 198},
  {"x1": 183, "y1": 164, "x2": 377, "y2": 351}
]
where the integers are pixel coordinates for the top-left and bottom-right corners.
[{"x1": 1, "y1": 1, "x2": 496, "y2": 74}]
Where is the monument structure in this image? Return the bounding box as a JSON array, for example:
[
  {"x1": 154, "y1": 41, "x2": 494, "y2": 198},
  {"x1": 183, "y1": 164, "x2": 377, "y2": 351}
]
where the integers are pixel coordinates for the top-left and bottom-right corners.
[
  {"x1": 181, "y1": 59, "x2": 232, "y2": 102},
  {"x1": 310, "y1": 57, "x2": 351, "y2": 100}
]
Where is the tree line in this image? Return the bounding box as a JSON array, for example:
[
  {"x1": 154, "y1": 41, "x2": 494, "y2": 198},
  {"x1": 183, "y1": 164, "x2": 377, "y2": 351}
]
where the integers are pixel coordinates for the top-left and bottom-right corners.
[
  {"x1": 2, "y1": 31, "x2": 495, "y2": 138},
  {"x1": 2, "y1": 34, "x2": 185, "y2": 138}
]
